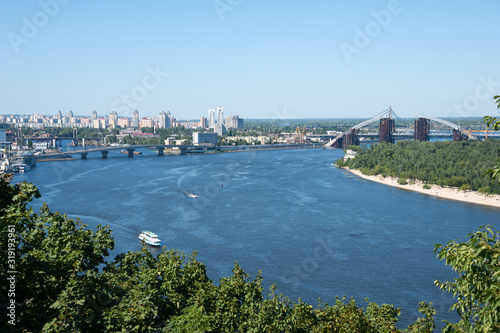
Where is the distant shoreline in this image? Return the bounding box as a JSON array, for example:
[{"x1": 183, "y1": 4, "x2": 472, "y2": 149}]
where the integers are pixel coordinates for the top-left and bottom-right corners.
[{"x1": 342, "y1": 167, "x2": 500, "y2": 208}]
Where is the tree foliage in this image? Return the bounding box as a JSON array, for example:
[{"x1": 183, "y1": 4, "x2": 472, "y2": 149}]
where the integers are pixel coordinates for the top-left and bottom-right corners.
[
  {"x1": 336, "y1": 140, "x2": 500, "y2": 194},
  {"x1": 435, "y1": 226, "x2": 500, "y2": 332},
  {"x1": 483, "y1": 95, "x2": 500, "y2": 183}
]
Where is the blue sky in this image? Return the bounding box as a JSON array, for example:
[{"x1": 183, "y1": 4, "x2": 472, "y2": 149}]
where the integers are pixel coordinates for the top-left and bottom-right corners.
[{"x1": 1, "y1": 0, "x2": 499, "y2": 120}]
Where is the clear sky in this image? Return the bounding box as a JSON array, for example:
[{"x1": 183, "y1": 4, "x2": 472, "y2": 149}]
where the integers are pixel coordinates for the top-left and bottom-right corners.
[{"x1": 1, "y1": 0, "x2": 499, "y2": 120}]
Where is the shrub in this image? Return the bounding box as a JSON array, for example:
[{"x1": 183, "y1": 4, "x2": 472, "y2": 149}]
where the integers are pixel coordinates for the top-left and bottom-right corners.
[
  {"x1": 478, "y1": 186, "x2": 491, "y2": 194},
  {"x1": 398, "y1": 178, "x2": 408, "y2": 185},
  {"x1": 459, "y1": 184, "x2": 471, "y2": 192}
]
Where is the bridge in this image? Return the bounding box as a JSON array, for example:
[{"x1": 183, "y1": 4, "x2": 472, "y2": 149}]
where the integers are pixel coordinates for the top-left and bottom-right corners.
[
  {"x1": 38, "y1": 144, "x2": 195, "y2": 159},
  {"x1": 37, "y1": 143, "x2": 317, "y2": 160},
  {"x1": 23, "y1": 136, "x2": 102, "y2": 147},
  {"x1": 325, "y1": 107, "x2": 471, "y2": 148}
]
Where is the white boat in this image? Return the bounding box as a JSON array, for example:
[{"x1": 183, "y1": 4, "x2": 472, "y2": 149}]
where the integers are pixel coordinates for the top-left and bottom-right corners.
[
  {"x1": 138, "y1": 231, "x2": 161, "y2": 246},
  {"x1": 182, "y1": 190, "x2": 199, "y2": 198},
  {"x1": 19, "y1": 164, "x2": 31, "y2": 173},
  {"x1": 11, "y1": 163, "x2": 31, "y2": 173}
]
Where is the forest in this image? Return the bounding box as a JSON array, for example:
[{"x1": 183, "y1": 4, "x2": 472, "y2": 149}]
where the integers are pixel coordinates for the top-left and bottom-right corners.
[{"x1": 336, "y1": 139, "x2": 500, "y2": 194}]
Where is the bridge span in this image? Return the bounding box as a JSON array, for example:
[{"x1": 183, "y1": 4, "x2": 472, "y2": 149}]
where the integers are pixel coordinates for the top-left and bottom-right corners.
[
  {"x1": 38, "y1": 144, "x2": 197, "y2": 159},
  {"x1": 325, "y1": 108, "x2": 470, "y2": 148},
  {"x1": 38, "y1": 143, "x2": 317, "y2": 160}
]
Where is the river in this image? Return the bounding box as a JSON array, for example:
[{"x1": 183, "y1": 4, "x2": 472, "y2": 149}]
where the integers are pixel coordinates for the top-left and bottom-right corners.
[{"x1": 12, "y1": 146, "x2": 500, "y2": 328}]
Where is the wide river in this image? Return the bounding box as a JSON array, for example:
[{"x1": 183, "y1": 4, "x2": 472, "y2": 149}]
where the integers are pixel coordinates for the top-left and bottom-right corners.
[{"x1": 13, "y1": 146, "x2": 500, "y2": 328}]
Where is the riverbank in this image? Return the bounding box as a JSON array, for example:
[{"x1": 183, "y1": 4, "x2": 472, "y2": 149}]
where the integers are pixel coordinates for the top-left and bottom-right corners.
[{"x1": 342, "y1": 167, "x2": 500, "y2": 208}]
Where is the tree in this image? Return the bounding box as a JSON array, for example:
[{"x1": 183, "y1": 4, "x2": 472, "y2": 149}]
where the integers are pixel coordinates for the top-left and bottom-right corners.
[
  {"x1": 483, "y1": 95, "x2": 500, "y2": 183},
  {"x1": 434, "y1": 226, "x2": 500, "y2": 332},
  {"x1": 0, "y1": 176, "x2": 114, "y2": 332}
]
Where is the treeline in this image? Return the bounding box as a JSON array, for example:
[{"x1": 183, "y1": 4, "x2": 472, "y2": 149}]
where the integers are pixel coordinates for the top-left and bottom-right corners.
[{"x1": 336, "y1": 140, "x2": 500, "y2": 194}]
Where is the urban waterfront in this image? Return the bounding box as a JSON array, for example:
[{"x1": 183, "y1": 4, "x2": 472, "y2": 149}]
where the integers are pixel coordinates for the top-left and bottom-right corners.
[{"x1": 13, "y1": 146, "x2": 500, "y2": 328}]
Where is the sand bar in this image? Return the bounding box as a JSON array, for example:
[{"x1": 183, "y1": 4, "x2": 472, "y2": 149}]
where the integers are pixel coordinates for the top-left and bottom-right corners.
[{"x1": 342, "y1": 167, "x2": 500, "y2": 209}]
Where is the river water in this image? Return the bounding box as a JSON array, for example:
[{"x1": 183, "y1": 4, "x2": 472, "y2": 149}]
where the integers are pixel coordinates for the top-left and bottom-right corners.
[{"x1": 13, "y1": 146, "x2": 500, "y2": 328}]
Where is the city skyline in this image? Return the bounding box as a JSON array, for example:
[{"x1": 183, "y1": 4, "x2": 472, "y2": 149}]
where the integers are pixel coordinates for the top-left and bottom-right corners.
[
  {"x1": 1, "y1": 1, "x2": 499, "y2": 119},
  {"x1": 1, "y1": 107, "x2": 245, "y2": 130}
]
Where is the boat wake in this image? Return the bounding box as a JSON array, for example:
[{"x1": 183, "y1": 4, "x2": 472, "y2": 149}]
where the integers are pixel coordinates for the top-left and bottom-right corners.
[{"x1": 177, "y1": 168, "x2": 203, "y2": 198}]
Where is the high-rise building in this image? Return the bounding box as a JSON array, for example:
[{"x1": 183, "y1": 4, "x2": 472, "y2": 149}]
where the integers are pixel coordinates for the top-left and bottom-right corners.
[
  {"x1": 68, "y1": 110, "x2": 74, "y2": 123},
  {"x1": 217, "y1": 106, "x2": 224, "y2": 125},
  {"x1": 132, "y1": 110, "x2": 139, "y2": 128},
  {"x1": 159, "y1": 111, "x2": 171, "y2": 128},
  {"x1": 200, "y1": 116, "x2": 208, "y2": 128},
  {"x1": 109, "y1": 111, "x2": 118, "y2": 128},
  {"x1": 91, "y1": 110, "x2": 97, "y2": 121},
  {"x1": 226, "y1": 115, "x2": 244, "y2": 129},
  {"x1": 209, "y1": 109, "x2": 215, "y2": 129}
]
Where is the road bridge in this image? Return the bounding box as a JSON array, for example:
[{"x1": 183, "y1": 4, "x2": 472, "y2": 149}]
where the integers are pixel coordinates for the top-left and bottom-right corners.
[
  {"x1": 37, "y1": 143, "x2": 318, "y2": 160},
  {"x1": 24, "y1": 136, "x2": 102, "y2": 147},
  {"x1": 38, "y1": 144, "x2": 192, "y2": 159}
]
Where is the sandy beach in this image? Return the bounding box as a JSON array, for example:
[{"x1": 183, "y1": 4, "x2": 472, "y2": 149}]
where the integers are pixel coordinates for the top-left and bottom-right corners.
[{"x1": 343, "y1": 167, "x2": 500, "y2": 209}]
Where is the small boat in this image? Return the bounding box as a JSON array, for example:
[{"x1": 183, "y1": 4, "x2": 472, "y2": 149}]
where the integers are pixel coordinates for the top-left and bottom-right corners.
[
  {"x1": 182, "y1": 190, "x2": 199, "y2": 198},
  {"x1": 138, "y1": 231, "x2": 161, "y2": 246}
]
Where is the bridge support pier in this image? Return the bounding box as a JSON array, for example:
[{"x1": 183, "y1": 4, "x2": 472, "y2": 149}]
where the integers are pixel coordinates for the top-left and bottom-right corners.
[
  {"x1": 339, "y1": 129, "x2": 359, "y2": 148},
  {"x1": 100, "y1": 151, "x2": 109, "y2": 159},
  {"x1": 453, "y1": 129, "x2": 468, "y2": 141},
  {"x1": 80, "y1": 153, "x2": 88, "y2": 160},
  {"x1": 379, "y1": 118, "x2": 395, "y2": 143},
  {"x1": 126, "y1": 148, "x2": 135, "y2": 157},
  {"x1": 156, "y1": 147, "x2": 164, "y2": 156},
  {"x1": 414, "y1": 118, "x2": 430, "y2": 141}
]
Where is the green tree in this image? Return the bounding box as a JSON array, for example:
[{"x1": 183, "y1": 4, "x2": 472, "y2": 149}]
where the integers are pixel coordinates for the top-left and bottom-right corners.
[
  {"x1": 434, "y1": 226, "x2": 500, "y2": 332},
  {"x1": 0, "y1": 176, "x2": 114, "y2": 332},
  {"x1": 483, "y1": 95, "x2": 500, "y2": 183}
]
